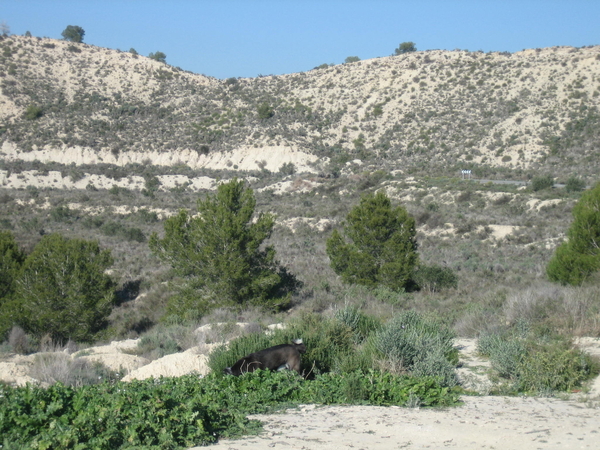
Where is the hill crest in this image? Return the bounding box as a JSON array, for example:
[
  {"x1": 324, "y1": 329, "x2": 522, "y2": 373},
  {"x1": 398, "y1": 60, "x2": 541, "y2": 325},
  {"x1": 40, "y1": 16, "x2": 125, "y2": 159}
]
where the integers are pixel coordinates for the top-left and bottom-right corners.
[{"x1": 1, "y1": 34, "x2": 599, "y2": 179}]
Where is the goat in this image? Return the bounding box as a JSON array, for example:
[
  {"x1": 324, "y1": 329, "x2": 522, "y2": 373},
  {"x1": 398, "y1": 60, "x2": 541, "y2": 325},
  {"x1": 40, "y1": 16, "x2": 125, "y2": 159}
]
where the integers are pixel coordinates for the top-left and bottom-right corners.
[{"x1": 223, "y1": 339, "x2": 306, "y2": 376}]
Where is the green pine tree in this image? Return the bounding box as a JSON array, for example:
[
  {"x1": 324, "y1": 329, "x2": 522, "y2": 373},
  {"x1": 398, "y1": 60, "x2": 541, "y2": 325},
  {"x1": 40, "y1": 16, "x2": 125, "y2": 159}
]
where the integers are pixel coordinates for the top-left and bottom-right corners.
[
  {"x1": 149, "y1": 178, "x2": 298, "y2": 320},
  {"x1": 8, "y1": 234, "x2": 115, "y2": 341},
  {"x1": 326, "y1": 191, "x2": 418, "y2": 291},
  {"x1": 547, "y1": 182, "x2": 600, "y2": 285},
  {"x1": 0, "y1": 231, "x2": 24, "y2": 301}
]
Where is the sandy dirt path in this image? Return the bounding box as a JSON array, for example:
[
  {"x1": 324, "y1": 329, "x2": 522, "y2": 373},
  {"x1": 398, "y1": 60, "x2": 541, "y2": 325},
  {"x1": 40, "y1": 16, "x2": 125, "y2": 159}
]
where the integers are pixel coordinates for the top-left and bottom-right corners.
[{"x1": 196, "y1": 396, "x2": 600, "y2": 450}]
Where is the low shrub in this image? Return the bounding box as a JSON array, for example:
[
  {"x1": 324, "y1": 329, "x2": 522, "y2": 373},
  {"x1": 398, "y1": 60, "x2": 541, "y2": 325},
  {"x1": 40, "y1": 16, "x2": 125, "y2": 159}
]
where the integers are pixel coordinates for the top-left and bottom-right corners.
[
  {"x1": 411, "y1": 348, "x2": 459, "y2": 387},
  {"x1": 477, "y1": 332, "x2": 527, "y2": 379},
  {"x1": 8, "y1": 325, "x2": 35, "y2": 354},
  {"x1": 565, "y1": 176, "x2": 586, "y2": 193},
  {"x1": 29, "y1": 352, "x2": 119, "y2": 387},
  {"x1": 375, "y1": 311, "x2": 458, "y2": 385},
  {"x1": 208, "y1": 332, "x2": 276, "y2": 375},
  {"x1": 477, "y1": 329, "x2": 599, "y2": 394},
  {"x1": 334, "y1": 304, "x2": 382, "y2": 343},
  {"x1": 124, "y1": 323, "x2": 200, "y2": 360},
  {"x1": 517, "y1": 341, "x2": 597, "y2": 394}
]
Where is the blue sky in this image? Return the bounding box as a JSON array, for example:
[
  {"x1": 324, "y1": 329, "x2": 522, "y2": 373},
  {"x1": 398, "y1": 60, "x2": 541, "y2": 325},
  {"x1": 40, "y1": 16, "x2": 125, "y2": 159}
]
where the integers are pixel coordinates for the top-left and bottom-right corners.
[{"x1": 2, "y1": 1, "x2": 599, "y2": 79}]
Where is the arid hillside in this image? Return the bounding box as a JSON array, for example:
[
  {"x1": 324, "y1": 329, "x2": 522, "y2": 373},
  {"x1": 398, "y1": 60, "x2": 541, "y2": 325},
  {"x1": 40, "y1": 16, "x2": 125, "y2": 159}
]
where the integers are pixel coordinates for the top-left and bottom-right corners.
[
  {"x1": 1, "y1": 33, "x2": 600, "y2": 351},
  {"x1": 1, "y1": 34, "x2": 600, "y2": 179}
]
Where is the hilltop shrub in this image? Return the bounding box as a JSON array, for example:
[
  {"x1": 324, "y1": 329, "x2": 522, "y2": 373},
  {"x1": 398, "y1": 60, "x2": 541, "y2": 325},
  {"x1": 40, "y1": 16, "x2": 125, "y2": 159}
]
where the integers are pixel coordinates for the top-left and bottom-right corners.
[
  {"x1": 148, "y1": 51, "x2": 166, "y2": 63},
  {"x1": 395, "y1": 41, "x2": 417, "y2": 55},
  {"x1": 61, "y1": 25, "x2": 84, "y2": 43}
]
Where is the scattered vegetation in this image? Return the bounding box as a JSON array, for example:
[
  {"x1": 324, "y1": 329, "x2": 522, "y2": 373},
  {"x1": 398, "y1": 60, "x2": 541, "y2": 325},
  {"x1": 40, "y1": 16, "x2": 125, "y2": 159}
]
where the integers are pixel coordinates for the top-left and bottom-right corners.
[
  {"x1": 530, "y1": 175, "x2": 554, "y2": 192},
  {"x1": 0, "y1": 37, "x2": 600, "y2": 446}
]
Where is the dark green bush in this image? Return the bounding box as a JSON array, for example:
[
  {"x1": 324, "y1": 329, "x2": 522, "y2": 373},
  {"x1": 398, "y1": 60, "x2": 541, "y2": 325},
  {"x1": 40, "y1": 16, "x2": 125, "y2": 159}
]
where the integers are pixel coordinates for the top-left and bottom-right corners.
[
  {"x1": 150, "y1": 179, "x2": 299, "y2": 318},
  {"x1": 24, "y1": 104, "x2": 42, "y2": 120},
  {"x1": 8, "y1": 234, "x2": 115, "y2": 342},
  {"x1": 326, "y1": 191, "x2": 418, "y2": 292},
  {"x1": 279, "y1": 162, "x2": 296, "y2": 175},
  {"x1": 61, "y1": 25, "x2": 84, "y2": 43},
  {"x1": 412, "y1": 264, "x2": 458, "y2": 292},
  {"x1": 148, "y1": 51, "x2": 166, "y2": 63},
  {"x1": 547, "y1": 182, "x2": 600, "y2": 285},
  {"x1": 530, "y1": 175, "x2": 554, "y2": 191},
  {"x1": 0, "y1": 231, "x2": 24, "y2": 304},
  {"x1": 395, "y1": 42, "x2": 417, "y2": 55}
]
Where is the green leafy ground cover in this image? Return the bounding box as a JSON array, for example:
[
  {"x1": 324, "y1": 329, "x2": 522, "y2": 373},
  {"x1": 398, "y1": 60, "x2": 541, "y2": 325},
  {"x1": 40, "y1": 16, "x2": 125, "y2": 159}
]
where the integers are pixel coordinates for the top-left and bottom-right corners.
[{"x1": 0, "y1": 370, "x2": 459, "y2": 449}]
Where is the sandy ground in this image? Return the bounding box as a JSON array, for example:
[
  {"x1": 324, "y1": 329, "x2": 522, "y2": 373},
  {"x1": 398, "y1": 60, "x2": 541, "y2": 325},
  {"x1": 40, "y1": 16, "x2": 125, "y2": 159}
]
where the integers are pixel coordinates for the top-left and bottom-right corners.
[
  {"x1": 200, "y1": 397, "x2": 600, "y2": 450},
  {"x1": 194, "y1": 337, "x2": 600, "y2": 450}
]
